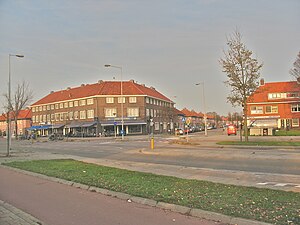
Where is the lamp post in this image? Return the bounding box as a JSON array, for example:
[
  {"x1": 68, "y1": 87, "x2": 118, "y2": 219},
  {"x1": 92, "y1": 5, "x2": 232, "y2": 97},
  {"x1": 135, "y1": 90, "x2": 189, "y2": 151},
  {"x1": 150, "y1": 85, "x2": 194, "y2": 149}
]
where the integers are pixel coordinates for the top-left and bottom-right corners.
[
  {"x1": 7, "y1": 54, "x2": 24, "y2": 156},
  {"x1": 195, "y1": 82, "x2": 207, "y2": 136},
  {"x1": 104, "y1": 64, "x2": 124, "y2": 140}
]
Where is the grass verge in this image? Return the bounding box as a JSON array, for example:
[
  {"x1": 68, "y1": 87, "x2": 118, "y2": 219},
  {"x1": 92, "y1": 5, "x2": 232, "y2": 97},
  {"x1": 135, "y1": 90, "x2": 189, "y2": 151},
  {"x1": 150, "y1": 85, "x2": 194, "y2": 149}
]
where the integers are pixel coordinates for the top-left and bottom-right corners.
[
  {"x1": 217, "y1": 141, "x2": 300, "y2": 146},
  {"x1": 275, "y1": 130, "x2": 300, "y2": 136},
  {"x1": 4, "y1": 159, "x2": 300, "y2": 225}
]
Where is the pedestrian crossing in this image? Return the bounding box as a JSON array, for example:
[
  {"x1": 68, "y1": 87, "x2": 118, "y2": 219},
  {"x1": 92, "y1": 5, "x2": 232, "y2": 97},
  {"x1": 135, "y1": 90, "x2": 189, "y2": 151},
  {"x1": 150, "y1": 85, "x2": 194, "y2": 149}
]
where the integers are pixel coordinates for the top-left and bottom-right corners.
[{"x1": 257, "y1": 182, "x2": 300, "y2": 189}]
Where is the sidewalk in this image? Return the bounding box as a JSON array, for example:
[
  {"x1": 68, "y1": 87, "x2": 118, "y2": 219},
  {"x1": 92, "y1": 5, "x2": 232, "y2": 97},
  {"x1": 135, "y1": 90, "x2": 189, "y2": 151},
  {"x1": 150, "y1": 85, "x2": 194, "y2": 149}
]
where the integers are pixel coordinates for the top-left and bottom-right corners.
[{"x1": 0, "y1": 200, "x2": 45, "y2": 225}]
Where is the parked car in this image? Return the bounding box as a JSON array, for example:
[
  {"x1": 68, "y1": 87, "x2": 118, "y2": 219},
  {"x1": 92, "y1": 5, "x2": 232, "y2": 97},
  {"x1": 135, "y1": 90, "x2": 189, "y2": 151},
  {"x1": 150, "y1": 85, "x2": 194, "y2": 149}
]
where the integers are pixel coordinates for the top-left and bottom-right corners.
[
  {"x1": 227, "y1": 125, "x2": 237, "y2": 135},
  {"x1": 175, "y1": 128, "x2": 183, "y2": 135}
]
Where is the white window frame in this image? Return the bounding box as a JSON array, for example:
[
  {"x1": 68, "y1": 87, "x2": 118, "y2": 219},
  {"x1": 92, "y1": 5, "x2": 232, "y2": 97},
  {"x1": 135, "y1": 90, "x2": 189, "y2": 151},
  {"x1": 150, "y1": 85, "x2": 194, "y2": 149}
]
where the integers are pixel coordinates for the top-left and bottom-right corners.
[
  {"x1": 87, "y1": 109, "x2": 94, "y2": 119},
  {"x1": 80, "y1": 110, "x2": 86, "y2": 120},
  {"x1": 118, "y1": 97, "x2": 125, "y2": 103},
  {"x1": 291, "y1": 104, "x2": 300, "y2": 112},
  {"x1": 265, "y1": 105, "x2": 278, "y2": 114},
  {"x1": 250, "y1": 106, "x2": 263, "y2": 114},
  {"x1": 292, "y1": 118, "x2": 299, "y2": 127},
  {"x1": 64, "y1": 102, "x2": 68, "y2": 108},
  {"x1": 106, "y1": 97, "x2": 114, "y2": 104},
  {"x1": 80, "y1": 99, "x2": 86, "y2": 106},
  {"x1": 87, "y1": 98, "x2": 94, "y2": 105},
  {"x1": 69, "y1": 101, "x2": 73, "y2": 108},
  {"x1": 74, "y1": 101, "x2": 78, "y2": 107},
  {"x1": 127, "y1": 108, "x2": 139, "y2": 117},
  {"x1": 129, "y1": 97, "x2": 137, "y2": 103},
  {"x1": 105, "y1": 108, "x2": 117, "y2": 117}
]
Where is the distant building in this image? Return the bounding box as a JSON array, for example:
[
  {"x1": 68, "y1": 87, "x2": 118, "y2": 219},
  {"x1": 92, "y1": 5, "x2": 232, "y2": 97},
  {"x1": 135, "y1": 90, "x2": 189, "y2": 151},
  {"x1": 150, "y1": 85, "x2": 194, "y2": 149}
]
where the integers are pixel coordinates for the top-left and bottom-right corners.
[
  {"x1": 0, "y1": 109, "x2": 32, "y2": 137},
  {"x1": 30, "y1": 80, "x2": 175, "y2": 136},
  {"x1": 247, "y1": 78, "x2": 300, "y2": 131}
]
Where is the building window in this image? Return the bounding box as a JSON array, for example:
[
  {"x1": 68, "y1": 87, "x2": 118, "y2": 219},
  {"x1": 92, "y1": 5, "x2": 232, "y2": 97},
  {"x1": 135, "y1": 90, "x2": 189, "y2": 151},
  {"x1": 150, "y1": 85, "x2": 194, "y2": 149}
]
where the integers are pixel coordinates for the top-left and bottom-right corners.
[
  {"x1": 118, "y1": 97, "x2": 125, "y2": 103},
  {"x1": 146, "y1": 97, "x2": 149, "y2": 104},
  {"x1": 51, "y1": 114, "x2": 55, "y2": 121},
  {"x1": 80, "y1": 99, "x2": 86, "y2": 106},
  {"x1": 128, "y1": 125, "x2": 142, "y2": 133},
  {"x1": 80, "y1": 110, "x2": 86, "y2": 119},
  {"x1": 127, "y1": 108, "x2": 139, "y2": 117},
  {"x1": 74, "y1": 111, "x2": 79, "y2": 120},
  {"x1": 47, "y1": 114, "x2": 50, "y2": 121},
  {"x1": 105, "y1": 108, "x2": 117, "y2": 117},
  {"x1": 87, "y1": 109, "x2": 94, "y2": 118},
  {"x1": 129, "y1": 97, "x2": 137, "y2": 103},
  {"x1": 69, "y1": 101, "x2": 73, "y2": 108},
  {"x1": 60, "y1": 113, "x2": 64, "y2": 121},
  {"x1": 250, "y1": 106, "x2": 263, "y2": 114},
  {"x1": 51, "y1": 104, "x2": 54, "y2": 110},
  {"x1": 36, "y1": 116, "x2": 39, "y2": 123},
  {"x1": 32, "y1": 107, "x2": 35, "y2": 113},
  {"x1": 150, "y1": 109, "x2": 154, "y2": 117},
  {"x1": 55, "y1": 113, "x2": 60, "y2": 121},
  {"x1": 150, "y1": 98, "x2": 153, "y2": 104},
  {"x1": 146, "y1": 108, "x2": 150, "y2": 117},
  {"x1": 268, "y1": 93, "x2": 286, "y2": 99},
  {"x1": 106, "y1": 97, "x2": 114, "y2": 104},
  {"x1": 291, "y1": 104, "x2": 300, "y2": 112},
  {"x1": 265, "y1": 105, "x2": 278, "y2": 114},
  {"x1": 69, "y1": 112, "x2": 73, "y2": 120},
  {"x1": 292, "y1": 118, "x2": 299, "y2": 127},
  {"x1": 42, "y1": 106, "x2": 46, "y2": 111},
  {"x1": 55, "y1": 104, "x2": 59, "y2": 109},
  {"x1": 32, "y1": 116, "x2": 36, "y2": 123},
  {"x1": 74, "y1": 101, "x2": 78, "y2": 107},
  {"x1": 64, "y1": 102, "x2": 68, "y2": 108},
  {"x1": 39, "y1": 106, "x2": 42, "y2": 111},
  {"x1": 59, "y1": 103, "x2": 63, "y2": 109},
  {"x1": 155, "y1": 122, "x2": 159, "y2": 131},
  {"x1": 87, "y1": 98, "x2": 94, "y2": 105}
]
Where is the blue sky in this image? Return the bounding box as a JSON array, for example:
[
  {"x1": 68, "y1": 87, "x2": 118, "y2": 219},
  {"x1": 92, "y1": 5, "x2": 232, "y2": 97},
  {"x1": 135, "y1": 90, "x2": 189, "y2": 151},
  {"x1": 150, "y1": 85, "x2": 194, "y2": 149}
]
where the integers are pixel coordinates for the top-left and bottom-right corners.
[{"x1": 0, "y1": 0, "x2": 299, "y2": 115}]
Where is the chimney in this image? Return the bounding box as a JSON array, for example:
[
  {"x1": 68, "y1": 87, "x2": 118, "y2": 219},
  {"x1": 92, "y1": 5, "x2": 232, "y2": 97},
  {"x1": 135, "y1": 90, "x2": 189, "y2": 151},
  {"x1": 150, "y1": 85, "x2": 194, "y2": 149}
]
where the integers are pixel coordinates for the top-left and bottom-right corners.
[
  {"x1": 81, "y1": 84, "x2": 85, "y2": 87},
  {"x1": 130, "y1": 79, "x2": 135, "y2": 83},
  {"x1": 260, "y1": 78, "x2": 265, "y2": 86},
  {"x1": 297, "y1": 77, "x2": 300, "y2": 84},
  {"x1": 98, "y1": 80, "x2": 103, "y2": 84},
  {"x1": 150, "y1": 86, "x2": 155, "y2": 90},
  {"x1": 141, "y1": 84, "x2": 145, "y2": 87},
  {"x1": 67, "y1": 87, "x2": 71, "y2": 90},
  {"x1": 50, "y1": 91, "x2": 54, "y2": 94}
]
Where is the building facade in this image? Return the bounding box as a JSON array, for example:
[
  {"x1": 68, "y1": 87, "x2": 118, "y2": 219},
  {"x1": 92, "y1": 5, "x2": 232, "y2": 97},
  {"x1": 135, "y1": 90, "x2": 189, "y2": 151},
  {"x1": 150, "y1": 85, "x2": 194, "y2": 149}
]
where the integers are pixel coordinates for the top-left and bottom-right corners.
[
  {"x1": 30, "y1": 80, "x2": 175, "y2": 136},
  {"x1": 0, "y1": 109, "x2": 32, "y2": 137},
  {"x1": 247, "y1": 79, "x2": 300, "y2": 130}
]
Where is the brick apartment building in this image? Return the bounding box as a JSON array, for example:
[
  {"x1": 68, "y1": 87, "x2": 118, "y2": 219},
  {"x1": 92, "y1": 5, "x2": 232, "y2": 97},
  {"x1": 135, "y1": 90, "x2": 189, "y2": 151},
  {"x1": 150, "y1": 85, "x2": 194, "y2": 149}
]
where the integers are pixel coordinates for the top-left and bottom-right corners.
[
  {"x1": 0, "y1": 109, "x2": 32, "y2": 137},
  {"x1": 30, "y1": 80, "x2": 175, "y2": 136},
  {"x1": 247, "y1": 78, "x2": 300, "y2": 132}
]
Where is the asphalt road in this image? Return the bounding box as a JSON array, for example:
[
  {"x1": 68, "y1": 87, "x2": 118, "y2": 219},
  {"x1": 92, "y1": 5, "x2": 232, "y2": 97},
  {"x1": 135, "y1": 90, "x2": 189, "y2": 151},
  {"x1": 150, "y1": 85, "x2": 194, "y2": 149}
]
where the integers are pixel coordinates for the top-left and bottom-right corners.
[
  {"x1": 0, "y1": 167, "x2": 224, "y2": 225},
  {"x1": 2, "y1": 135, "x2": 299, "y2": 176}
]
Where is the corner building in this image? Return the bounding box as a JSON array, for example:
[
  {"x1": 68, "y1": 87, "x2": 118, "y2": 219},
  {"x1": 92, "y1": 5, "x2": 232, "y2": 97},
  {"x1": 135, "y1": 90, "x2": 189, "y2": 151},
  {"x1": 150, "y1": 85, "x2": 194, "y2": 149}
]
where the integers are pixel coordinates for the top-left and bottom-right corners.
[{"x1": 30, "y1": 80, "x2": 175, "y2": 136}]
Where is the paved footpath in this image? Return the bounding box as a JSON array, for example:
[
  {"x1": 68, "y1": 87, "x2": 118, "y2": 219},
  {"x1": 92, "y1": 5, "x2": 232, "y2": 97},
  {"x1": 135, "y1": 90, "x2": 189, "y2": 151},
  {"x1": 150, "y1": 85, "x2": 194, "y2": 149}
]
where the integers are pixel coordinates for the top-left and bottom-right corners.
[{"x1": 0, "y1": 166, "x2": 225, "y2": 225}]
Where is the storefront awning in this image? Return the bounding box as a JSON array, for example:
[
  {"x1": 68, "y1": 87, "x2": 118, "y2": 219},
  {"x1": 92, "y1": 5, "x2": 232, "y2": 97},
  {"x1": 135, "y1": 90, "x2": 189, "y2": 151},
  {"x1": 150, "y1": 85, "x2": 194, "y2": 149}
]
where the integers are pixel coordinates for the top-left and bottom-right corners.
[
  {"x1": 82, "y1": 122, "x2": 97, "y2": 128},
  {"x1": 27, "y1": 125, "x2": 51, "y2": 130},
  {"x1": 51, "y1": 124, "x2": 65, "y2": 129}
]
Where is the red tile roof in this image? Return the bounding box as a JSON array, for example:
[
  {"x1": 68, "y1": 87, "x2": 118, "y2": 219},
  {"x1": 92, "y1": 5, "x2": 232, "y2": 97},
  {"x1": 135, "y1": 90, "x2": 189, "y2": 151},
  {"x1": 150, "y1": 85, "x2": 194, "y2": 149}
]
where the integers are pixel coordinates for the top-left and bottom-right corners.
[
  {"x1": 31, "y1": 81, "x2": 172, "y2": 106},
  {"x1": 248, "y1": 81, "x2": 300, "y2": 103},
  {"x1": 180, "y1": 108, "x2": 203, "y2": 118},
  {"x1": 0, "y1": 109, "x2": 31, "y2": 121}
]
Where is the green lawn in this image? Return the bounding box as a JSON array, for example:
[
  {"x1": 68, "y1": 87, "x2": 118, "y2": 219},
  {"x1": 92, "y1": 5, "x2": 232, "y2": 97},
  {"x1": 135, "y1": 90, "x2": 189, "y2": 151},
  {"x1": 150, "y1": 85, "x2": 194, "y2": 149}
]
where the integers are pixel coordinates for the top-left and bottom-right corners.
[
  {"x1": 275, "y1": 130, "x2": 300, "y2": 136},
  {"x1": 217, "y1": 141, "x2": 300, "y2": 146},
  {"x1": 4, "y1": 159, "x2": 300, "y2": 225}
]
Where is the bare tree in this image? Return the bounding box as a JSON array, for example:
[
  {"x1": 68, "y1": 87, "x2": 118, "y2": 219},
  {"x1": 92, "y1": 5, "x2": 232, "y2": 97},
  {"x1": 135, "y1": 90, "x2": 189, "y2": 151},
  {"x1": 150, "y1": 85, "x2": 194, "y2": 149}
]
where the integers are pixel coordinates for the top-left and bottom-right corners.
[
  {"x1": 220, "y1": 30, "x2": 263, "y2": 142},
  {"x1": 290, "y1": 51, "x2": 300, "y2": 79},
  {"x1": 3, "y1": 81, "x2": 33, "y2": 139}
]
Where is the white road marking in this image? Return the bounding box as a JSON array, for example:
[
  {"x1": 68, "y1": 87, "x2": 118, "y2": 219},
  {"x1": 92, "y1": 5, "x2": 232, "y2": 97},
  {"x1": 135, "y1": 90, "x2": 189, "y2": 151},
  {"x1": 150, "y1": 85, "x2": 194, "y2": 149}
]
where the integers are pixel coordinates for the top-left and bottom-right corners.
[
  {"x1": 257, "y1": 182, "x2": 269, "y2": 185},
  {"x1": 274, "y1": 183, "x2": 288, "y2": 187}
]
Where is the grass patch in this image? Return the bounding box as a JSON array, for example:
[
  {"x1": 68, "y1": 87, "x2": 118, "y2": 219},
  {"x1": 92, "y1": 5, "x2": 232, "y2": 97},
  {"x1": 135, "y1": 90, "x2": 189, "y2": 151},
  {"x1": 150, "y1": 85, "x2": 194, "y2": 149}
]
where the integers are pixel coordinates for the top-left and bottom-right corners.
[
  {"x1": 217, "y1": 141, "x2": 300, "y2": 146},
  {"x1": 4, "y1": 159, "x2": 300, "y2": 225},
  {"x1": 275, "y1": 130, "x2": 300, "y2": 136}
]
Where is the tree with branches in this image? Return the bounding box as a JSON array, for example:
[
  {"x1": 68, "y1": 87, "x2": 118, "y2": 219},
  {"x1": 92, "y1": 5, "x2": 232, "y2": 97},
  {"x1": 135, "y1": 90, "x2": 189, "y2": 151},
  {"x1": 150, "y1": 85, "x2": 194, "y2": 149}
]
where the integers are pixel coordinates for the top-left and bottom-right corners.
[
  {"x1": 3, "y1": 81, "x2": 33, "y2": 140},
  {"x1": 290, "y1": 51, "x2": 300, "y2": 79},
  {"x1": 220, "y1": 30, "x2": 263, "y2": 142}
]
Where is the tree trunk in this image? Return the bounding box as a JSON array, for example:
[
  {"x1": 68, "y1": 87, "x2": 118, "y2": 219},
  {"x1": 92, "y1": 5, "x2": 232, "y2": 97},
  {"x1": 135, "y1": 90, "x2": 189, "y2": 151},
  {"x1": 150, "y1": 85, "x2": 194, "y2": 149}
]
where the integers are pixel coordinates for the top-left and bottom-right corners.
[
  {"x1": 14, "y1": 118, "x2": 18, "y2": 140},
  {"x1": 243, "y1": 103, "x2": 249, "y2": 142}
]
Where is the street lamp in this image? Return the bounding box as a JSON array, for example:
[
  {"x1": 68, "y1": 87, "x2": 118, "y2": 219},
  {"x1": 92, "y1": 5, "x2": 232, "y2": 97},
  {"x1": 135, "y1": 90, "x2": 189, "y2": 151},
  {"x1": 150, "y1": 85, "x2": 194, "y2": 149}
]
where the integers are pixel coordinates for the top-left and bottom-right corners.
[
  {"x1": 195, "y1": 82, "x2": 207, "y2": 137},
  {"x1": 104, "y1": 64, "x2": 124, "y2": 140},
  {"x1": 7, "y1": 54, "x2": 24, "y2": 156}
]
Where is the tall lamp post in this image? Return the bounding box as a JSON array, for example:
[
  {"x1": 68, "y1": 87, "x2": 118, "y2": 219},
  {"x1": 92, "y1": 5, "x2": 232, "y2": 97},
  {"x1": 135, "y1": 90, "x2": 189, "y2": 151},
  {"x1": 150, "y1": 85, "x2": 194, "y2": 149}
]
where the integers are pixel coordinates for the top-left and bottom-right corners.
[
  {"x1": 104, "y1": 64, "x2": 124, "y2": 140},
  {"x1": 195, "y1": 82, "x2": 207, "y2": 137},
  {"x1": 7, "y1": 54, "x2": 24, "y2": 156}
]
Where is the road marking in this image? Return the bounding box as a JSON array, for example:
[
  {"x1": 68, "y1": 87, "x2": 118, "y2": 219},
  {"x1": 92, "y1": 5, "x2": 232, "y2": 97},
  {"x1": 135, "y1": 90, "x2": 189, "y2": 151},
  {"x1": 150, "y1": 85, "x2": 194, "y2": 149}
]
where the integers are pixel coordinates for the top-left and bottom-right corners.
[
  {"x1": 295, "y1": 185, "x2": 300, "y2": 188},
  {"x1": 257, "y1": 182, "x2": 269, "y2": 185},
  {"x1": 274, "y1": 183, "x2": 288, "y2": 187}
]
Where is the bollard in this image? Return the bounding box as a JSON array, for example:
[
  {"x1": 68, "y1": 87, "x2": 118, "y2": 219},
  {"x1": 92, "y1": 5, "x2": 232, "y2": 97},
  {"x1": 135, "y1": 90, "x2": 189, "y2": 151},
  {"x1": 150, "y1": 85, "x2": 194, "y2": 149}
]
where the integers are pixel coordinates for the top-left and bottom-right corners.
[{"x1": 150, "y1": 137, "x2": 154, "y2": 150}]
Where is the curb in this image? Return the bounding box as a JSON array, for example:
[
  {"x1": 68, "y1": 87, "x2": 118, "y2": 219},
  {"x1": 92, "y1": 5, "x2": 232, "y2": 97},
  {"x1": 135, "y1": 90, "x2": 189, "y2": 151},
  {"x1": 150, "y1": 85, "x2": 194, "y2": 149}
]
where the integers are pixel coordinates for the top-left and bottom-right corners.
[{"x1": 1, "y1": 165, "x2": 273, "y2": 225}]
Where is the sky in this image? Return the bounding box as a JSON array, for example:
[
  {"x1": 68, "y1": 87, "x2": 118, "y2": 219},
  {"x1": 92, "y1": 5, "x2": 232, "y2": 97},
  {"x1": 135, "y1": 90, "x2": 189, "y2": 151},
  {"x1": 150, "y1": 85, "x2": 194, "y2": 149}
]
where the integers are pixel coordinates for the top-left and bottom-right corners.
[{"x1": 0, "y1": 0, "x2": 299, "y2": 115}]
